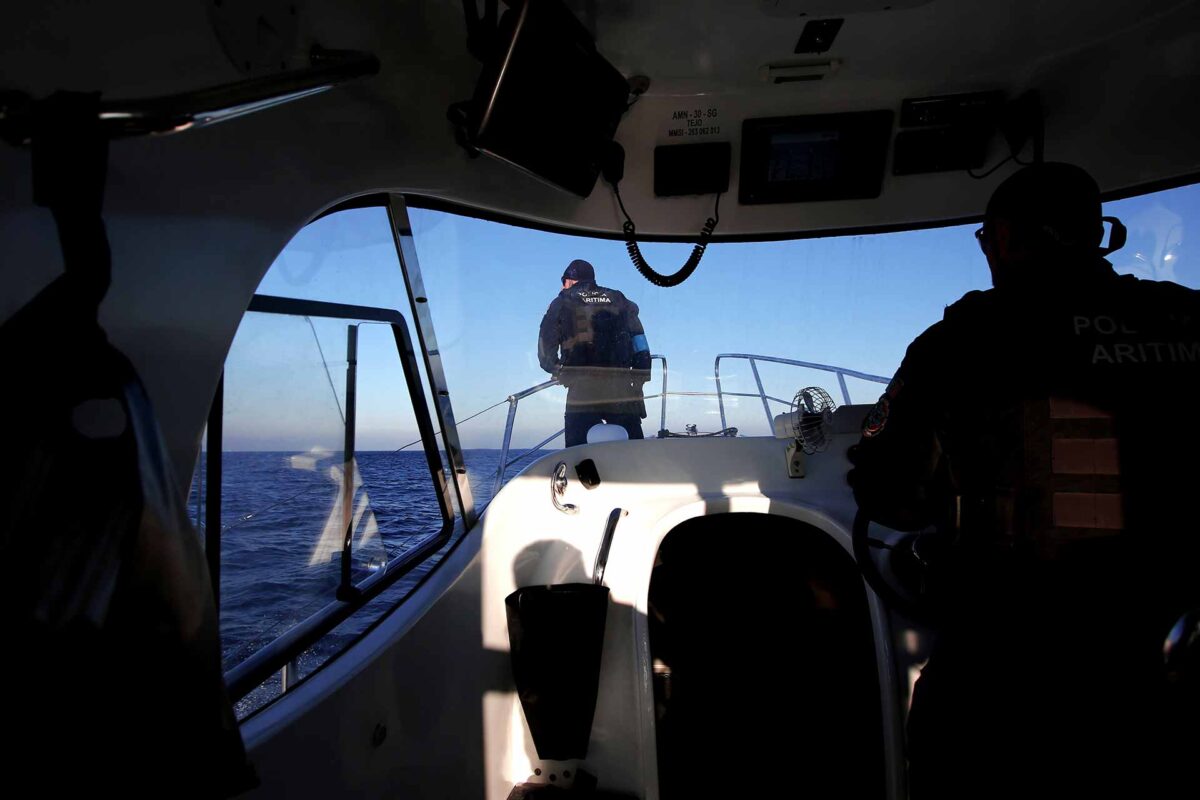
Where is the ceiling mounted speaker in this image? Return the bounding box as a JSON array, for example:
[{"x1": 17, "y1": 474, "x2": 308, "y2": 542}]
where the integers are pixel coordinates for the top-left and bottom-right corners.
[{"x1": 759, "y1": 59, "x2": 841, "y2": 83}]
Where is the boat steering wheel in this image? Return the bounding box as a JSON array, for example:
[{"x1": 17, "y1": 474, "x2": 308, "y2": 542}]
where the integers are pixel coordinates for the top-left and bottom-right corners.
[{"x1": 851, "y1": 508, "x2": 943, "y2": 625}]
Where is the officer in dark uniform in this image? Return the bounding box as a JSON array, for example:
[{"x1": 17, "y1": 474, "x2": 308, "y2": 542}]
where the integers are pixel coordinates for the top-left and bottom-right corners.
[
  {"x1": 539, "y1": 259, "x2": 652, "y2": 446},
  {"x1": 848, "y1": 163, "x2": 1200, "y2": 798}
]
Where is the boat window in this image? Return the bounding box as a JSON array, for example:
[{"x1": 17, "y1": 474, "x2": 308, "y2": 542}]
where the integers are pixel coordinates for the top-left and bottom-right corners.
[
  {"x1": 195, "y1": 206, "x2": 454, "y2": 717},
  {"x1": 406, "y1": 177, "x2": 1198, "y2": 494},
  {"x1": 406, "y1": 207, "x2": 986, "y2": 486}
]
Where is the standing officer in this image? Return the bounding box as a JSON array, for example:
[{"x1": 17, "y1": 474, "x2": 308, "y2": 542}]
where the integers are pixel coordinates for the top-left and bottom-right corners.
[
  {"x1": 539, "y1": 259, "x2": 651, "y2": 446},
  {"x1": 848, "y1": 163, "x2": 1200, "y2": 798}
]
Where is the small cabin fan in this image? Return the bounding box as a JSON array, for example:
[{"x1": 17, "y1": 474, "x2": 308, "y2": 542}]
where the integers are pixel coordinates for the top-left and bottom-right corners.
[{"x1": 790, "y1": 386, "x2": 836, "y2": 454}]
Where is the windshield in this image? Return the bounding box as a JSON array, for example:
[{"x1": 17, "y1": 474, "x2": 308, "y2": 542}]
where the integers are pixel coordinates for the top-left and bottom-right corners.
[
  {"x1": 405, "y1": 180, "x2": 1197, "y2": 493},
  {"x1": 408, "y1": 213, "x2": 981, "y2": 443}
]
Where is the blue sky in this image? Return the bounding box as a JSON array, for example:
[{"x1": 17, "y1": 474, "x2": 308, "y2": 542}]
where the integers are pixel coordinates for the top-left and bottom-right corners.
[{"x1": 222, "y1": 181, "x2": 1196, "y2": 451}]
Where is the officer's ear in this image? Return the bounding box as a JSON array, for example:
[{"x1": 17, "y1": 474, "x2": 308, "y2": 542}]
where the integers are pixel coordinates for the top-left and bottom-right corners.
[{"x1": 990, "y1": 218, "x2": 1014, "y2": 257}]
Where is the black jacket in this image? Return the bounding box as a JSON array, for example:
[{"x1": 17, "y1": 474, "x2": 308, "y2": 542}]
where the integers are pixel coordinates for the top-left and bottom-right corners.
[
  {"x1": 850, "y1": 257, "x2": 1200, "y2": 798},
  {"x1": 850, "y1": 256, "x2": 1200, "y2": 618},
  {"x1": 538, "y1": 280, "x2": 651, "y2": 415}
]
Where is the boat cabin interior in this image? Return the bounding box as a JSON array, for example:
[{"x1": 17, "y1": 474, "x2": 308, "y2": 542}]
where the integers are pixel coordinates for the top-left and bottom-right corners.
[{"x1": 2, "y1": 1, "x2": 1198, "y2": 798}]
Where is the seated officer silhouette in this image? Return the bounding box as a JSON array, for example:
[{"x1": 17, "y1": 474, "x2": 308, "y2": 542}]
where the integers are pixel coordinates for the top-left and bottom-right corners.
[{"x1": 849, "y1": 163, "x2": 1200, "y2": 799}]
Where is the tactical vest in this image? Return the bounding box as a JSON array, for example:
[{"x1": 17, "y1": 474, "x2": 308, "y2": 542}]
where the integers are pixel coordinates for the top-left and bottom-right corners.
[
  {"x1": 560, "y1": 285, "x2": 634, "y2": 370},
  {"x1": 940, "y1": 269, "x2": 1200, "y2": 589},
  {"x1": 956, "y1": 395, "x2": 1124, "y2": 563}
]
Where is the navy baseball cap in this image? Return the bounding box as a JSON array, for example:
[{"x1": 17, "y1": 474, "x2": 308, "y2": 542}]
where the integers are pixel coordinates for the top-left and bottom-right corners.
[{"x1": 561, "y1": 259, "x2": 595, "y2": 282}]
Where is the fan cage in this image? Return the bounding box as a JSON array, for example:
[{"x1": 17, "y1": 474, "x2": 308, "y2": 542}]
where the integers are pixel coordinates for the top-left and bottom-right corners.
[{"x1": 790, "y1": 386, "x2": 836, "y2": 454}]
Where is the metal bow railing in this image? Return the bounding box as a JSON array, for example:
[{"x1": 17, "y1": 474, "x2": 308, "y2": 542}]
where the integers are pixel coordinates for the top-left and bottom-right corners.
[
  {"x1": 490, "y1": 354, "x2": 890, "y2": 495},
  {"x1": 491, "y1": 355, "x2": 671, "y2": 495},
  {"x1": 713, "y1": 354, "x2": 890, "y2": 432}
]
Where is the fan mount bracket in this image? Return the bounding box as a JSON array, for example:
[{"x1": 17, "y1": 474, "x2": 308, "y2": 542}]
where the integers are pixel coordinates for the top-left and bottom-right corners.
[{"x1": 784, "y1": 440, "x2": 807, "y2": 478}]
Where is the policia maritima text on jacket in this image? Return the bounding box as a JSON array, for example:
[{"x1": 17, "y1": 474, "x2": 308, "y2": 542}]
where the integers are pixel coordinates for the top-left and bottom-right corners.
[
  {"x1": 847, "y1": 163, "x2": 1200, "y2": 798},
  {"x1": 538, "y1": 259, "x2": 651, "y2": 446}
]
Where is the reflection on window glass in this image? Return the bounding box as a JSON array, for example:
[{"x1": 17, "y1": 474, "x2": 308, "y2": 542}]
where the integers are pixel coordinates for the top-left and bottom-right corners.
[
  {"x1": 1104, "y1": 183, "x2": 1196, "y2": 288},
  {"x1": 209, "y1": 208, "x2": 448, "y2": 717},
  {"x1": 256, "y1": 207, "x2": 409, "y2": 309},
  {"x1": 220, "y1": 314, "x2": 355, "y2": 679}
]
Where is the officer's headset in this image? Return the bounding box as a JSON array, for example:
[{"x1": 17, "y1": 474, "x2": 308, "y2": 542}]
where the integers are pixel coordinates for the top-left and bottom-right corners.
[{"x1": 1041, "y1": 216, "x2": 1127, "y2": 255}]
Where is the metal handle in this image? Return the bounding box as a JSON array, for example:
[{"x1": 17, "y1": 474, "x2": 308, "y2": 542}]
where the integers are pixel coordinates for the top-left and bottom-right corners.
[
  {"x1": 0, "y1": 47, "x2": 379, "y2": 145},
  {"x1": 551, "y1": 462, "x2": 577, "y2": 515},
  {"x1": 593, "y1": 508, "x2": 626, "y2": 586}
]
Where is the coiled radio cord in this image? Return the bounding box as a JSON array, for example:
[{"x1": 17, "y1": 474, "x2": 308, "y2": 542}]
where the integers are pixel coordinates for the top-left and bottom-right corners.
[{"x1": 613, "y1": 184, "x2": 721, "y2": 287}]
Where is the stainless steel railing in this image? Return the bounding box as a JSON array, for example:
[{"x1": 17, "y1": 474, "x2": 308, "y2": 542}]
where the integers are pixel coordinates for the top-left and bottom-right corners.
[
  {"x1": 490, "y1": 353, "x2": 889, "y2": 496},
  {"x1": 493, "y1": 378, "x2": 563, "y2": 497},
  {"x1": 491, "y1": 355, "x2": 670, "y2": 495},
  {"x1": 714, "y1": 353, "x2": 889, "y2": 432}
]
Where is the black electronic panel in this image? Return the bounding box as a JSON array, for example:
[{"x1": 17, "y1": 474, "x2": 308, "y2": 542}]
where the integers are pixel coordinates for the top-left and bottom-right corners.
[
  {"x1": 654, "y1": 142, "x2": 731, "y2": 197},
  {"x1": 893, "y1": 127, "x2": 989, "y2": 174},
  {"x1": 899, "y1": 91, "x2": 1003, "y2": 128},
  {"x1": 469, "y1": 0, "x2": 630, "y2": 198},
  {"x1": 738, "y1": 111, "x2": 893, "y2": 205}
]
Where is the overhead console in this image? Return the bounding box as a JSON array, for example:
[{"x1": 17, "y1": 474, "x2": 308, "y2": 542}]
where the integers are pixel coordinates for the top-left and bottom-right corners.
[{"x1": 738, "y1": 111, "x2": 894, "y2": 205}]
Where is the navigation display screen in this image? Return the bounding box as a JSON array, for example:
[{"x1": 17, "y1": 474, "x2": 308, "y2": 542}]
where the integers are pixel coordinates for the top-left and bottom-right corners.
[
  {"x1": 740, "y1": 111, "x2": 893, "y2": 204},
  {"x1": 767, "y1": 131, "x2": 840, "y2": 183}
]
